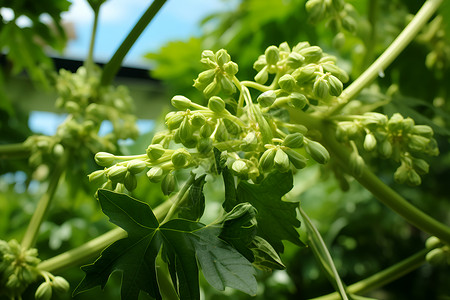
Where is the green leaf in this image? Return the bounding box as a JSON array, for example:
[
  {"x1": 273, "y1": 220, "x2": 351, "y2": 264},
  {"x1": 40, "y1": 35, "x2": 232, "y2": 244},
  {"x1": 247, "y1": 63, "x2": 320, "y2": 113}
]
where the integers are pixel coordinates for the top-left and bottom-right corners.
[
  {"x1": 222, "y1": 167, "x2": 238, "y2": 211},
  {"x1": 250, "y1": 236, "x2": 286, "y2": 271},
  {"x1": 178, "y1": 175, "x2": 206, "y2": 221},
  {"x1": 219, "y1": 203, "x2": 258, "y2": 261},
  {"x1": 237, "y1": 172, "x2": 302, "y2": 253},
  {"x1": 74, "y1": 190, "x2": 257, "y2": 299}
]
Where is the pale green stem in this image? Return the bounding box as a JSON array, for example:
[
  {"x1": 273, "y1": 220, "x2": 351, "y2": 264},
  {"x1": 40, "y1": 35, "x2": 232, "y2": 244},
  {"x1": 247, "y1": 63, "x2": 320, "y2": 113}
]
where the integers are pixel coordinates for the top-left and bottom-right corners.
[
  {"x1": 299, "y1": 207, "x2": 349, "y2": 300},
  {"x1": 329, "y1": 0, "x2": 443, "y2": 115},
  {"x1": 100, "y1": 0, "x2": 167, "y2": 86},
  {"x1": 309, "y1": 247, "x2": 431, "y2": 300},
  {"x1": 38, "y1": 199, "x2": 172, "y2": 273},
  {"x1": 240, "y1": 80, "x2": 271, "y2": 92},
  {"x1": 163, "y1": 173, "x2": 196, "y2": 223},
  {"x1": 85, "y1": 4, "x2": 100, "y2": 77},
  {"x1": 0, "y1": 143, "x2": 30, "y2": 159},
  {"x1": 21, "y1": 155, "x2": 67, "y2": 249}
]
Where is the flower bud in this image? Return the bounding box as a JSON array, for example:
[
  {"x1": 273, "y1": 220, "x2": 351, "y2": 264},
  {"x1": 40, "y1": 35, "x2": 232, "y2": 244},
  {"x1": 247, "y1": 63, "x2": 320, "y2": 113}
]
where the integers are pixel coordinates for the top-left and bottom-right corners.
[
  {"x1": 171, "y1": 95, "x2": 192, "y2": 110},
  {"x1": 179, "y1": 118, "x2": 194, "y2": 142},
  {"x1": 380, "y1": 139, "x2": 392, "y2": 158},
  {"x1": 349, "y1": 152, "x2": 365, "y2": 178},
  {"x1": 407, "y1": 169, "x2": 421, "y2": 186},
  {"x1": 35, "y1": 282, "x2": 52, "y2": 300},
  {"x1": 322, "y1": 63, "x2": 349, "y2": 83},
  {"x1": 200, "y1": 122, "x2": 215, "y2": 138},
  {"x1": 95, "y1": 152, "x2": 116, "y2": 167},
  {"x1": 408, "y1": 135, "x2": 429, "y2": 152},
  {"x1": 220, "y1": 75, "x2": 236, "y2": 94},
  {"x1": 342, "y1": 16, "x2": 357, "y2": 33},
  {"x1": 289, "y1": 92, "x2": 308, "y2": 109},
  {"x1": 285, "y1": 123, "x2": 308, "y2": 134},
  {"x1": 274, "y1": 149, "x2": 290, "y2": 172},
  {"x1": 127, "y1": 160, "x2": 147, "y2": 174},
  {"x1": 146, "y1": 144, "x2": 166, "y2": 161},
  {"x1": 152, "y1": 132, "x2": 166, "y2": 145},
  {"x1": 147, "y1": 167, "x2": 164, "y2": 183},
  {"x1": 241, "y1": 132, "x2": 258, "y2": 151},
  {"x1": 216, "y1": 49, "x2": 231, "y2": 66},
  {"x1": 88, "y1": 170, "x2": 106, "y2": 183},
  {"x1": 171, "y1": 148, "x2": 191, "y2": 168},
  {"x1": 387, "y1": 113, "x2": 404, "y2": 131},
  {"x1": 313, "y1": 76, "x2": 330, "y2": 99},
  {"x1": 259, "y1": 148, "x2": 276, "y2": 171},
  {"x1": 124, "y1": 172, "x2": 137, "y2": 191},
  {"x1": 196, "y1": 69, "x2": 215, "y2": 85},
  {"x1": 425, "y1": 236, "x2": 441, "y2": 250},
  {"x1": 166, "y1": 113, "x2": 184, "y2": 130},
  {"x1": 426, "y1": 248, "x2": 447, "y2": 266},
  {"x1": 412, "y1": 125, "x2": 433, "y2": 137},
  {"x1": 306, "y1": 0, "x2": 326, "y2": 23},
  {"x1": 287, "y1": 52, "x2": 305, "y2": 68},
  {"x1": 232, "y1": 160, "x2": 249, "y2": 175},
  {"x1": 197, "y1": 137, "x2": 213, "y2": 154},
  {"x1": 327, "y1": 75, "x2": 343, "y2": 96},
  {"x1": 299, "y1": 46, "x2": 323, "y2": 63},
  {"x1": 107, "y1": 165, "x2": 128, "y2": 182},
  {"x1": 161, "y1": 172, "x2": 177, "y2": 195},
  {"x1": 255, "y1": 67, "x2": 269, "y2": 84},
  {"x1": 279, "y1": 74, "x2": 296, "y2": 92},
  {"x1": 53, "y1": 144, "x2": 65, "y2": 158},
  {"x1": 292, "y1": 65, "x2": 317, "y2": 83},
  {"x1": 284, "y1": 149, "x2": 308, "y2": 169},
  {"x1": 305, "y1": 140, "x2": 330, "y2": 164},
  {"x1": 203, "y1": 79, "x2": 221, "y2": 98},
  {"x1": 215, "y1": 120, "x2": 229, "y2": 142},
  {"x1": 223, "y1": 61, "x2": 239, "y2": 76},
  {"x1": 412, "y1": 158, "x2": 429, "y2": 175},
  {"x1": 265, "y1": 45, "x2": 280, "y2": 65},
  {"x1": 283, "y1": 133, "x2": 304, "y2": 148},
  {"x1": 65, "y1": 101, "x2": 80, "y2": 114},
  {"x1": 394, "y1": 164, "x2": 408, "y2": 184},
  {"x1": 191, "y1": 113, "x2": 206, "y2": 127},
  {"x1": 52, "y1": 276, "x2": 70, "y2": 293},
  {"x1": 257, "y1": 90, "x2": 277, "y2": 107},
  {"x1": 208, "y1": 96, "x2": 226, "y2": 113},
  {"x1": 363, "y1": 133, "x2": 377, "y2": 152}
]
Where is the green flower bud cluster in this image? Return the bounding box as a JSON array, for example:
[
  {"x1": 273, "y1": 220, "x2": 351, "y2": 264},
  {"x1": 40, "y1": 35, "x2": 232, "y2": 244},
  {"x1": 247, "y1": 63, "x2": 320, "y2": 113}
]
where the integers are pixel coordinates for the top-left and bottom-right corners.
[
  {"x1": 425, "y1": 236, "x2": 449, "y2": 266},
  {"x1": 305, "y1": 0, "x2": 358, "y2": 35},
  {"x1": 335, "y1": 112, "x2": 439, "y2": 185},
  {"x1": 0, "y1": 239, "x2": 40, "y2": 298},
  {"x1": 35, "y1": 272, "x2": 70, "y2": 300},
  {"x1": 193, "y1": 49, "x2": 239, "y2": 97},
  {"x1": 253, "y1": 42, "x2": 348, "y2": 109},
  {"x1": 24, "y1": 65, "x2": 139, "y2": 170}
]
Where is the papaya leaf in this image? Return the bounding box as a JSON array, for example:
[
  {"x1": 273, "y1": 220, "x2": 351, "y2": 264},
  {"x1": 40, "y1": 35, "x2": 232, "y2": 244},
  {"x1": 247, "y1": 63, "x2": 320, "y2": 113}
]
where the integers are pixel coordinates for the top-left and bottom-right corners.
[
  {"x1": 222, "y1": 167, "x2": 238, "y2": 211},
  {"x1": 236, "y1": 171, "x2": 303, "y2": 253},
  {"x1": 74, "y1": 190, "x2": 257, "y2": 300},
  {"x1": 250, "y1": 236, "x2": 286, "y2": 271},
  {"x1": 178, "y1": 174, "x2": 206, "y2": 221}
]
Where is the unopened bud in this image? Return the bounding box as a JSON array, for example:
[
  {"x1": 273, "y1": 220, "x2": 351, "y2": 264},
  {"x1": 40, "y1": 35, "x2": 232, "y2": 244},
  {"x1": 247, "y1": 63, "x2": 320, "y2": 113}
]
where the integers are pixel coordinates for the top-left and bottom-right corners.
[
  {"x1": 52, "y1": 276, "x2": 70, "y2": 293},
  {"x1": 259, "y1": 148, "x2": 276, "y2": 171},
  {"x1": 292, "y1": 64, "x2": 317, "y2": 83},
  {"x1": 124, "y1": 172, "x2": 137, "y2": 191},
  {"x1": 220, "y1": 75, "x2": 236, "y2": 94},
  {"x1": 313, "y1": 76, "x2": 330, "y2": 99},
  {"x1": 279, "y1": 74, "x2": 296, "y2": 92},
  {"x1": 290, "y1": 92, "x2": 308, "y2": 109},
  {"x1": 327, "y1": 75, "x2": 343, "y2": 96},
  {"x1": 171, "y1": 95, "x2": 192, "y2": 110},
  {"x1": 363, "y1": 133, "x2": 377, "y2": 152},
  {"x1": 284, "y1": 148, "x2": 308, "y2": 169},
  {"x1": 204, "y1": 79, "x2": 221, "y2": 98},
  {"x1": 216, "y1": 49, "x2": 231, "y2": 66},
  {"x1": 407, "y1": 169, "x2": 421, "y2": 186},
  {"x1": 322, "y1": 63, "x2": 349, "y2": 83},
  {"x1": 197, "y1": 137, "x2": 213, "y2": 154},
  {"x1": 305, "y1": 140, "x2": 330, "y2": 164},
  {"x1": 208, "y1": 96, "x2": 226, "y2": 113},
  {"x1": 161, "y1": 172, "x2": 176, "y2": 195},
  {"x1": 166, "y1": 113, "x2": 184, "y2": 130},
  {"x1": 255, "y1": 67, "x2": 269, "y2": 84},
  {"x1": 171, "y1": 148, "x2": 191, "y2": 168},
  {"x1": 147, "y1": 167, "x2": 164, "y2": 183},
  {"x1": 412, "y1": 158, "x2": 429, "y2": 175},
  {"x1": 88, "y1": 170, "x2": 106, "y2": 183},
  {"x1": 223, "y1": 61, "x2": 239, "y2": 76},
  {"x1": 283, "y1": 133, "x2": 304, "y2": 148},
  {"x1": 306, "y1": 0, "x2": 326, "y2": 23},
  {"x1": 146, "y1": 144, "x2": 166, "y2": 161},
  {"x1": 95, "y1": 152, "x2": 116, "y2": 167},
  {"x1": 35, "y1": 282, "x2": 52, "y2": 300},
  {"x1": 127, "y1": 160, "x2": 147, "y2": 174},
  {"x1": 408, "y1": 135, "x2": 429, "y2": 152},
  {"x1": 257, "y1": 90, "x2": 277, "y2": 107},
  {"x1": 200, "y1": 122, "x2": 215, "y2": 138},
  {"x1": 380, "y1": 139, "x2": 392, "y2": 158},
  {"x1": 412, "y1": 125, "x2": 434, "y2": 137},
  {"x1": 232, "y1": 160, "x2": 249, "y2": 175},
  {"x1": 265, "y1": 45, "x2": 280, "y2": 65},
  {"x1": 387, "y1": 113, "x2": 404, "y2": 131},
  {"x1": 107, "y1": 165, "x2": 127, "y2": 182},
  {"x1": 191, "y1": 112, "x2": 206, "y2": 127},
  {"x1": 349, "y1": 152, "x2": 365, "y2": 177},
  {"x1": 426, "y1": 236, "x2": 441, "y2": 250},
  {"x1": 426, "y1": 248, "x2": 447, "y2": 266},
  {"x1": 299, "y1": 46, "x2": 323, "y2": 63},
  {"x1": 274, "y1": 149, "x2": 290, "y2": 172},
  {"x1": 287, "y1": 52, "x2": 305, "y2": 69}
]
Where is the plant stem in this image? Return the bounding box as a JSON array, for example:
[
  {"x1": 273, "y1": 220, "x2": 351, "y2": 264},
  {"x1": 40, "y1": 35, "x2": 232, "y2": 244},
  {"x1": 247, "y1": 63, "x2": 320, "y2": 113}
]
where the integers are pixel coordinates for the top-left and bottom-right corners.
[
  {"x1": 21, "y1": 155, "x2": 67, "y2": 249},
  {"x1": 0, "y1": 143, "x2": 30, "y2": 159},
  {"x1": 329, "y1": 0, "x2": 443, "y2": 115},
  {"x1": 100, "y1": 0, "x2": 167, "y2": 86},
  {"x1": 85, "y1": 3, "x2": 101, "y2": 77},
  {"x1": 289, "y1": 110, "x2": 450, "y2": 245},
  {"x1": 309, "y1": 248, "x2": 431, "y2": 300},
  {"x1": 163, "y1": 173, "x2": 196, "y2": 223},
  {"x1": 38, "y1": 199, "x2": 172, "y2": 273},
  {"x1": 299, "y1": 207, "x2": 349, "y2": 300}
]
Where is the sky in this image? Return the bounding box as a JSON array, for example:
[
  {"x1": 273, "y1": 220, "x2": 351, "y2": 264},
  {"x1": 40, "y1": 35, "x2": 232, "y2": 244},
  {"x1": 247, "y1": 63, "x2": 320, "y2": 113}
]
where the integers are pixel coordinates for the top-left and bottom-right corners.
[{"x1": 62, "y1": 0, "x2": 237, "y2": 67}]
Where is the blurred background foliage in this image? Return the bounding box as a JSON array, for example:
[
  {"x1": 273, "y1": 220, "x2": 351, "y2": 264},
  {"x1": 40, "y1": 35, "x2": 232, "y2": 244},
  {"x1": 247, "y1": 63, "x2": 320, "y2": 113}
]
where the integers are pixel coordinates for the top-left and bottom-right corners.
[{"x1": 1, "y1": 0, "x2": 450, "y2": 299}]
